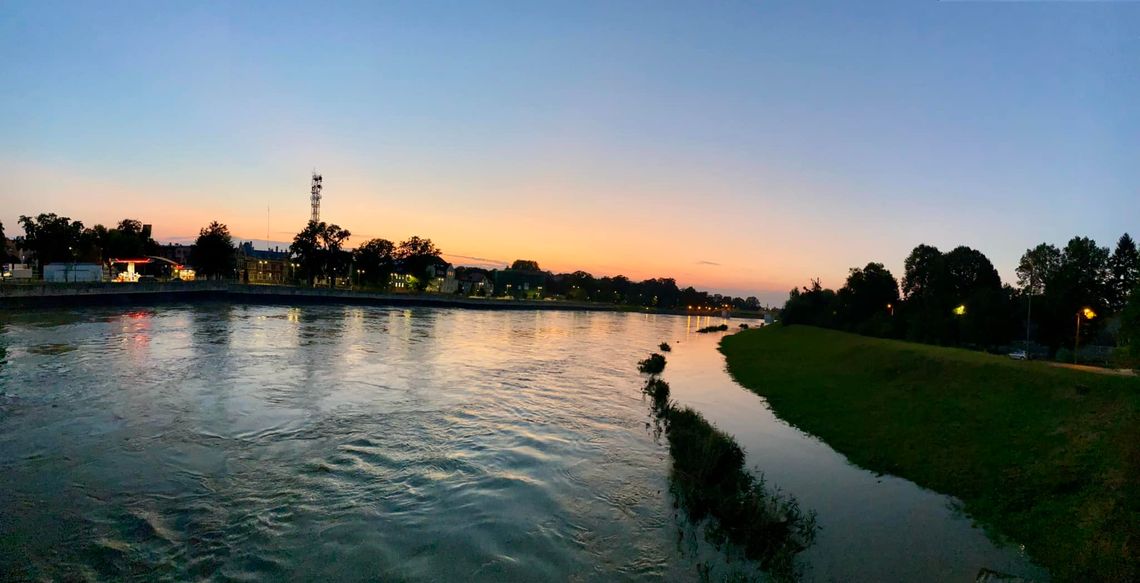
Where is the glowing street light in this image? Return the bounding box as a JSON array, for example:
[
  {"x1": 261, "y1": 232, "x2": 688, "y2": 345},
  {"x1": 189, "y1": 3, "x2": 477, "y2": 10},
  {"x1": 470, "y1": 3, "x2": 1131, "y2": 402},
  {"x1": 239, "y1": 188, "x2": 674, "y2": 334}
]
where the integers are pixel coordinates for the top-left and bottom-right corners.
[
  {"x1": 953, "y1": 304, "x2": 967, "y2": 316},
  {"x1": 1074, "y1": 307, "x2": 1097, "y2": 364},
  {"x1": 886, "y1": 303, "x2": 894, "y2": 316}
]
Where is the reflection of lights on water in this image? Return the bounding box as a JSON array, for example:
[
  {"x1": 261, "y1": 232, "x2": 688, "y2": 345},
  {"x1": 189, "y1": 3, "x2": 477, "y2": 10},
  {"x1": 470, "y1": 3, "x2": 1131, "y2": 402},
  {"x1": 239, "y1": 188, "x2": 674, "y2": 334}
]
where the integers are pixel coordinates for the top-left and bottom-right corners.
[{"x1": 287, "y1": 309, "x2": 300, "y2": 323}]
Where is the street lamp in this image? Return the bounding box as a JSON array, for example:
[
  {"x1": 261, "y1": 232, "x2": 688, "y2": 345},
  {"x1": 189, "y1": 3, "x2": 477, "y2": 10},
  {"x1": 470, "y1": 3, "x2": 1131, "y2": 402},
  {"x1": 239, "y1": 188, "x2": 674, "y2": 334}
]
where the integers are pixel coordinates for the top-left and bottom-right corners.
[
  {"x1": 1074, "y1": 307, "x2": 1097, "y2": 364},
  {"x1": 886, "y1": 303, "x2": 894, "y2": 316},
  {"x1": 953, "y1": 304, "x2": 966, "y2": 316}
]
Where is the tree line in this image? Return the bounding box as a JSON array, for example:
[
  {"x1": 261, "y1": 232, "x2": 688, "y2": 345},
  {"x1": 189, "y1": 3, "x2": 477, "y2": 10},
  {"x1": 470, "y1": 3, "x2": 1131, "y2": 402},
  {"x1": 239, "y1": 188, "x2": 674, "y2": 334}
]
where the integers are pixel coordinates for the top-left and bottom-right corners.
[
  {"x1": 460, "y1": 260, "x2": 767, "y2": 311},
  {"x1": 4, "y1": 214, "x2": 760, "y2": 310},
  {"x1": 781, "y1": 234, "x2": 1140, "y2": 362}
]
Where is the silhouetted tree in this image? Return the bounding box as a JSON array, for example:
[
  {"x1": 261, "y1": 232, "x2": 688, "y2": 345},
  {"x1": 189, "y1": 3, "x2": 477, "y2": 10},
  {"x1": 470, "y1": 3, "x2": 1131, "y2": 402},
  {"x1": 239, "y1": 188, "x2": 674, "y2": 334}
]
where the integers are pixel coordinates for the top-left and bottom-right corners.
[
  {"x1": 190, "y1": 221, "x2": 236, "y2": 279},
  {"x1": 102, "y1": 218, "x2": 158, "y2": 259},
  {"x1": 836, "y1": 263, "x2": 899, "y2": 336},
  {"x1": 1108, "y1": 234, "x2": 1139, "y2": 312},
  {"x1": 320, "y1": 224, "x2": 351, "y2": 288},
  {"x1": 395, "y1": 236, "x2": 441, "y2": 292},
  {"x1": 901, "y1": 244, "x2": 944, "y2": 300},
  {"x1": 354, "y1": 238, "x2": 396, "y2": 288},
  {"x1": 510, "y1": 259, "x2": 540, "y2": 271},
  {"x1": 290, "y1": 221, "x2": 325, "y2": 286},
  {"x1": 782, "y1": 279, "x2": 837, "y2": 328},
  {"x1": 1121, "y1": 283, "x2": 1140, "y2": 358},
  {"x1": 17, "y1": 213, "x2": 85, "y2": 269}
]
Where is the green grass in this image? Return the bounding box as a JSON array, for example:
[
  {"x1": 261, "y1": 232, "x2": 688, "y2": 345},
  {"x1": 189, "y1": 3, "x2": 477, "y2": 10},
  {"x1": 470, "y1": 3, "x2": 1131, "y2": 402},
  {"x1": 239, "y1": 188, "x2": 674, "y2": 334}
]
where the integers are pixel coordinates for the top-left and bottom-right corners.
[{"x1": 720, "y1": 326, "x2": 1140, "y2": 582}]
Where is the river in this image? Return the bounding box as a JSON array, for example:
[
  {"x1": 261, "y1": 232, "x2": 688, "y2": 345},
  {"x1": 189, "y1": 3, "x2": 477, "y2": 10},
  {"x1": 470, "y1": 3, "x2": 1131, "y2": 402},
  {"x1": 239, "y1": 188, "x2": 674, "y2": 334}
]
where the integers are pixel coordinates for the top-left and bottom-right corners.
[{"x1": 0, "y1": 305, "x2": 1045, "y2": 581}]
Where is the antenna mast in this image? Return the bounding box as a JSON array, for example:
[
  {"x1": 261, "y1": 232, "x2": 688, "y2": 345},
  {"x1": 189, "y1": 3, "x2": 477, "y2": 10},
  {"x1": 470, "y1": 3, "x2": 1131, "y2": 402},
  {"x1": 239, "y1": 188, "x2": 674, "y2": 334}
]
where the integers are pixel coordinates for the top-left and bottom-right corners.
[{"x1": 310, "y1": 171, "x2": 323, "y2": 223}]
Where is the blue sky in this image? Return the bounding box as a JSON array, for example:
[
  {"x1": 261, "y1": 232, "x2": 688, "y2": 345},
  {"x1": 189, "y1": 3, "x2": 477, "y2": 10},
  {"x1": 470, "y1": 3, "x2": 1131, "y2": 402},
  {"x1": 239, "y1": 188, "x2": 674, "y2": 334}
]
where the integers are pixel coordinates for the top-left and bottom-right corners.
[{"x1": 2, "y1": 1, "x2": 1137, "y2": 302}]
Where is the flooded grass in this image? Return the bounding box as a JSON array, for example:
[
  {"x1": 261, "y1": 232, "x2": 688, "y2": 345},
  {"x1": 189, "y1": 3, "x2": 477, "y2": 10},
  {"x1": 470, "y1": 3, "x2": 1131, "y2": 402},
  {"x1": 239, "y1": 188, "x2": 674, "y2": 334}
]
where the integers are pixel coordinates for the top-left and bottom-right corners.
[{"x1": 638, "y1": 351, "x2": 818, "y2": 581}]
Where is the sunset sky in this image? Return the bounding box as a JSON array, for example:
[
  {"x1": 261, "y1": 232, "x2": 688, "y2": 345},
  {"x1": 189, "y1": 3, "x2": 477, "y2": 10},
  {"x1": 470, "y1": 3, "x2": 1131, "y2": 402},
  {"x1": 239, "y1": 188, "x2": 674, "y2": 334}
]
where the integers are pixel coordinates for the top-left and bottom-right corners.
[{"x1": 3, "y1": 1, "x2": 1137, "y2": 303}]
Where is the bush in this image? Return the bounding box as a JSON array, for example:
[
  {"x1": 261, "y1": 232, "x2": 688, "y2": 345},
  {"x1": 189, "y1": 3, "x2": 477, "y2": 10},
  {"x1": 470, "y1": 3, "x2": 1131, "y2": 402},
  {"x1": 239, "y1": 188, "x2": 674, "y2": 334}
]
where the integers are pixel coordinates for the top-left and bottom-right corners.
[
  {"x1": 697, "y1": 324, "x2": 729, "y2": 333},
  {"x1": 637, "y1": 353, "x2": 666, "y2": 374},
  {"x1": 643, "y1": 378, "x2": 671, "y2": 414},
  {"x1": 659, "y1": 342, "x2": 672, "y2": 352}
]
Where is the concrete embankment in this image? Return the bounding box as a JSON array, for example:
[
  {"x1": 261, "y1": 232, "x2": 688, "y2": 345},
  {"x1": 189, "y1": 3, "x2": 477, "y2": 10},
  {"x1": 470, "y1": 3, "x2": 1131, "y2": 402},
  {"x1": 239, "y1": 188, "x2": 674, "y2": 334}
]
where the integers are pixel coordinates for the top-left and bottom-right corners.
[{"x1": 0, "y1": 282, "x2": 618, "y2": 312}]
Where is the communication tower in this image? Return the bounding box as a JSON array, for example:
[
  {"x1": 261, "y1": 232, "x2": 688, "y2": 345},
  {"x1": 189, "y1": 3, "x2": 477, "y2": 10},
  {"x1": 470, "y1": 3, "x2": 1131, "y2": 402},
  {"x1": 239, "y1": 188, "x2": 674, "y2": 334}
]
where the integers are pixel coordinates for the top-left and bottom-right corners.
[{"x1": 310, "y1": 172, "x2": 323, "y2": 223}]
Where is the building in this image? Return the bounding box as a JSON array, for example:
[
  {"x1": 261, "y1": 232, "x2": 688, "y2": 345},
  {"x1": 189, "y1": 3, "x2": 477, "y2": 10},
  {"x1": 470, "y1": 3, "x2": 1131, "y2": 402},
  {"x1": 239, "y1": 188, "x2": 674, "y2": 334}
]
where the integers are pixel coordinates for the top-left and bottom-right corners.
[
  {"x1": 493, "y1": 267, "x2": 546, "y2": 299},
  {"x1": 158, "y1": 243, "x2": 193, "y2": 266},
  {"x1": 458, "y1": 270, "x2": 493, "y2": 296},
  {"x1": 389, "y1": 259, "x2": 458, "y2": 293},
  {"x1": 426, "y1": 260, "x2": 458, "y2": 294},
  {"x1": 237, "y1": 242, "x2": 290, "y2": 284},
  {"x1": 44, "y1": 263, "x2": 105, "y2": 282}
]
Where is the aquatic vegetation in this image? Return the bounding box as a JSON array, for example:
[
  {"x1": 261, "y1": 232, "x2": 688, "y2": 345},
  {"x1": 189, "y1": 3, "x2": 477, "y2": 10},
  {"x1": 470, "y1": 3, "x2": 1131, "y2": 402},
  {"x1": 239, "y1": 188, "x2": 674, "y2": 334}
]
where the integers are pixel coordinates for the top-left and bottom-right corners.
[
  {"x1": 659, "y1": 342, "x2": 672, "y2": 352},
  {"x1": 636, "y1": 353, "x2": 817, "y2": 581},
  {"x1": 665, "y1": 407, "x2": 817, "y2": 580},
  {"x1": 696, "y1": 324, "x2": 729, "y2": 333},
  {"x1": 638, "y1": 353, "x2": 667, "y2": 374},
  {"x1": 643, "y1": 377, "x2": 672, "y2": 414}
]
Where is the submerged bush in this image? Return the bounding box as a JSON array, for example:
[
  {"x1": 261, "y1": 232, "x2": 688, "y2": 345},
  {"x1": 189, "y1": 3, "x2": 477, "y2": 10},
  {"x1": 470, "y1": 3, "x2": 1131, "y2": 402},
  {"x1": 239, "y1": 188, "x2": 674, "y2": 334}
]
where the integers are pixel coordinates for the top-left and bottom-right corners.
[
  {"x1": 666, "y1": 407, "x2": 818, "y2": 580},
  {"x1": 659, "y1": 342, "x2": 672, "y2": 352},
  {"x1": 633, "y1": 351, "x2": 817, "y2": 580},
  {"x1": 638, "y1": 353, "x2": 667, "y2": 374},
  {"x1": 643, "y1": 377, "x2": 672, "y2": 414},
  {"x1": 697, "y1": 324, "x2": 730, "y2": 333}
]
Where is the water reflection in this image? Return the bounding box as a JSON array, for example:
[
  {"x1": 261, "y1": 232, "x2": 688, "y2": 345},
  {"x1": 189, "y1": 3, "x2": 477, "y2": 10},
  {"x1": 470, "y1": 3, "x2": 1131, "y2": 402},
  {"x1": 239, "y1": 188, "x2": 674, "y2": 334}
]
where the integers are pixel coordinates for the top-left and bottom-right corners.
[{"x1": 0, "y1": 306, "x2": 1045, "y2": 581}]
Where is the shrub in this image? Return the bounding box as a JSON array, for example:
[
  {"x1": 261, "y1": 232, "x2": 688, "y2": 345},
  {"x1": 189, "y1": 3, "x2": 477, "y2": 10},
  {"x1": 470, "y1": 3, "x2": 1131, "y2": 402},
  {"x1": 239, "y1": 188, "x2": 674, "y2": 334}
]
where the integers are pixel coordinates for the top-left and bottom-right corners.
[
  {"x1": 637, "y1": 353, "x2": 667, "y2": 374},
  {"x1": 697, "y1": 324, "x2": 729, "y2": 333},
  {"x1": 659, "y1": 342, "x2": 672, "y2": 352}
]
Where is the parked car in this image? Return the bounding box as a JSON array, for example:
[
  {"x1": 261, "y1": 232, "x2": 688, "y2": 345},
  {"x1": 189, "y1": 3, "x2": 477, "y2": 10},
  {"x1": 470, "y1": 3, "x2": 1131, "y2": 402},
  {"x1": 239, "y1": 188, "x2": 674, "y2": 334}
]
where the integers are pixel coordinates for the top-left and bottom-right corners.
[{"x1": 1008, "y1": 350, "x2": 1028, "y2": 360}]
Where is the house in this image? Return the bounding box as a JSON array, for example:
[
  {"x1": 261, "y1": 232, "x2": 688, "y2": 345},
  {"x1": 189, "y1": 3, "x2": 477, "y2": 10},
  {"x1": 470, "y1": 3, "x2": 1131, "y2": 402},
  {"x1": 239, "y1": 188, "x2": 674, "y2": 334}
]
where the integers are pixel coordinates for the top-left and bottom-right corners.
[
  {"x1": 237, "y1": 242, "x2": 290, "y2": 284},
  {"x1": 426, "y1": 260, "x2": 458, "y2": 293},
  {"x1": 389, "y1": 259, "x2": 458, "y2": 293},
  {"x1": 493, "y1": 267, "x2": 546, "y2": 299},
  {"x1": 458, "y1": 270, "x2": 493, "y2": 296}
]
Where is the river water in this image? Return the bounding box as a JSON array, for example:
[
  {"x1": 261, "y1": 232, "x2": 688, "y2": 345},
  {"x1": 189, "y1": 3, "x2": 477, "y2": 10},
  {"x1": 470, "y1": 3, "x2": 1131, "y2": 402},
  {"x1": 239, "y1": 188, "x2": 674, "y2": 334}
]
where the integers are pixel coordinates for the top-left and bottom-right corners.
[{"x1": 0, "y1": 305, "x2": 1045, "y2": 581}]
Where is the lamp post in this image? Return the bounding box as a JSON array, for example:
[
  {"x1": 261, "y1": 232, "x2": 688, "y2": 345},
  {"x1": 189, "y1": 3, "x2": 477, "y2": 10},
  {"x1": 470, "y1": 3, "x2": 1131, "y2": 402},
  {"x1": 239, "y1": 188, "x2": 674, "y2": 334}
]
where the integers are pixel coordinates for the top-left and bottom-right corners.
[{"x1": 1074, "y1": 307, "x2": 1096, "y2": 364}]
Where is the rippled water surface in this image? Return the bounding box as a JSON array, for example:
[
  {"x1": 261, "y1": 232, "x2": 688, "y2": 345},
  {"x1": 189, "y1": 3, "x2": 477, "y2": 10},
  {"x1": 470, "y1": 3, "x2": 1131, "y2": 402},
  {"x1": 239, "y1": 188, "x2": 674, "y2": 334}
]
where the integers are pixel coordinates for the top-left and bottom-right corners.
[{"x1": 1, "y1": 305, "x2": 1044, "y2": 581}]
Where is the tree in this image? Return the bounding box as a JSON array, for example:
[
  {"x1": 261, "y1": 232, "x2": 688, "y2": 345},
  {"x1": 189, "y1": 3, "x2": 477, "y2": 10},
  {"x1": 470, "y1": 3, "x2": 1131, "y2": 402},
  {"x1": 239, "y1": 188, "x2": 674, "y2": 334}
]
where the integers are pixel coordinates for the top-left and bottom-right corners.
[
  {"x1": 17, "y1": 213, "x2": 85, "y2": 268},
  {"x1": 510, "y1": 259, "x2": 540, "y2": 272},
  {"x1": 836, "y1": 262, "x2": 899, "y2": 336},
  {"x1": 290, "y1": 221, "x2": 325, "y2": 286},
  {"x1": 943, "y1": 246, "x2": 1002, "y2": 299},
  {"x1": 1108, "y1": 233, "x2": 1139, "y2": 312},
  {"x1": 1121, "y1": 282, "x2": 1140, "y2": 357},
  {"x1": 103, "y1": 218, "x2": 158, "y2": 259},
  {"x1": 319, "y1": 223, "x2": 351, "y2": 288},
  {"x1": 190, "y1": 221, "x2": 236, "y2": 279},
  {"x1": 782, "y1": 279, "x2": 837, "y2": 328},
  {"x1": 901, "y1": 244, "x2": 944, "y2": 300},
  {"x1": 395, "y1": 236, "x2": 441, "y2": 292},
  {"x1": 353, "y1": 238, "x2": 396, "y2": 288},
  {"x1": 1015, "y1": 243, "x2": 1063, "y2": 348},
  {"x1": 1016, "y1": 243, "x2": 1062, "y2": 296}
]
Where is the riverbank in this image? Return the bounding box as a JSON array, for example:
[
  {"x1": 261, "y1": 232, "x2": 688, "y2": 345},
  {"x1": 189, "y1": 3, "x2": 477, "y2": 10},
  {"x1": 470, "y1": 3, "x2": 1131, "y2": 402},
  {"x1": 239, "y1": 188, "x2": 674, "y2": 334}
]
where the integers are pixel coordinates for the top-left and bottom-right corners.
[
  {"x1": 720, "y1": 326, "x2": 1139, "y2": 582},
  {"x1": 0, "y1": 282, "x2": 614, "y2": 312},
  {"x1": 0, "y1": 282, "x2": 765, "y2": 318}
]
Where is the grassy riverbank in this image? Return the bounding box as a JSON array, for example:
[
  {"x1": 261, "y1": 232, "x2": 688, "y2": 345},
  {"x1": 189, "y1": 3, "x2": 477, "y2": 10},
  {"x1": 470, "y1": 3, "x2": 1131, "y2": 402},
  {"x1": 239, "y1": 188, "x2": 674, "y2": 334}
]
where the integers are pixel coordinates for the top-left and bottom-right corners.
[{"x1": 720, "y1": 326, "x2": 1139, "y2": 582}]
